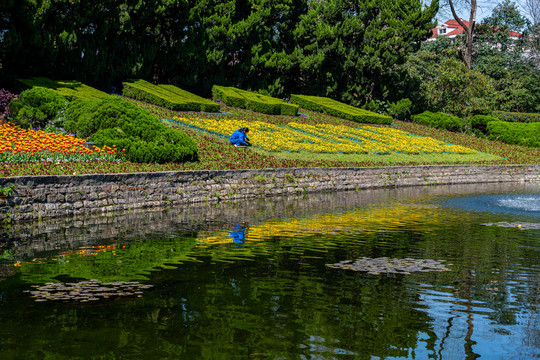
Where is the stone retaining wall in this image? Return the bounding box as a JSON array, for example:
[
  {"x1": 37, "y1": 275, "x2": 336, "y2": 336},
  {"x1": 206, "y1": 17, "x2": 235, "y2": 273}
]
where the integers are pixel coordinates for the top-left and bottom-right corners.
[{"x1": 1, "y1": 164, "x2": 539, "y2": 222}]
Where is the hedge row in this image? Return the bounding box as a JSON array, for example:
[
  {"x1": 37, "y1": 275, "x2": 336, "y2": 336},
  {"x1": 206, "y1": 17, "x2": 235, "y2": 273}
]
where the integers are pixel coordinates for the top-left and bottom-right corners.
[
  {"x1": 491, "y1": 111, "x2": 540, "y2": 123},
  {"x1": 289, "y1": 94, "x2": 392, "y2": 124},
  {"x1": 487, "y1": 121, "x2": 540, "y2": 148},
  {"x1": 212, "y1": 86, "x2": 299, "y2": 116},
  {"x1": 411, "y1": 110, "x2": 540, "y2": 148},
  {"x1": 122, "y1": 79, "x2": 220, "y2": 112},
  {"x1": 411, "y1": 111, "x2": 470, "y2": 132},
  {"x1": 64, "y1": 97, "x2": 198, "y2": 163},
  {"x1": 17, "y1": 77, "x2": 109, "y2": 100}
]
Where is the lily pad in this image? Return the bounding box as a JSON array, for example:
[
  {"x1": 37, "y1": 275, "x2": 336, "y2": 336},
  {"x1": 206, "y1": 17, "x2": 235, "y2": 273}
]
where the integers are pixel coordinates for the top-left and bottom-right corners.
[
  {"x1": 326, "y1": 257, "x2": 450, "y2": 275},
  {"x1": 28, "y1": 280, "x2": 154, "y2": 303}
]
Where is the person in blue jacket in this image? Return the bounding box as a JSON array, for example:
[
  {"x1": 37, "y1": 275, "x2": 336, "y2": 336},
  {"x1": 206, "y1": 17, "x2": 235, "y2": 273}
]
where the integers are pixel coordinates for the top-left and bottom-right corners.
[
  {"x1": 230, "y1": 223, "x2": 248, "y2": 244},
  {"x1": 230, "y1": 127, "x2": 251, "y2": 147}
]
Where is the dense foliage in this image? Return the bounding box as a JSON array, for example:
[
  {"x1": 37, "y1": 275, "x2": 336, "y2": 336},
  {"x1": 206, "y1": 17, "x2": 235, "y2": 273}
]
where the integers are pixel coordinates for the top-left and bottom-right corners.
[
  {"x1": 8, "y1": 87, "x2": 67, "y2": 129},
  {"x1": 0, "y1": 0, "x2": 438, "y2": 104},
  {"x1": 491, "y1": 111, "x2": 540, "y2": 123},
  {"x1": 64, "y1": 97, "x2": 198, "y2": 163},
  {"x1": 396, "y1": 0, "x2": 540, "y2": 118}
]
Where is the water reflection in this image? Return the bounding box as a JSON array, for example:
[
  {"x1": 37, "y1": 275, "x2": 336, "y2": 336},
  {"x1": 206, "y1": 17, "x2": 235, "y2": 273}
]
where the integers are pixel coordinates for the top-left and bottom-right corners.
[
  {"x1": 0, "y1": 182, "x2": 538, "y2": 359},
  {"x1": 444, "y1": 192, "x2": 540, "y2": 218}
]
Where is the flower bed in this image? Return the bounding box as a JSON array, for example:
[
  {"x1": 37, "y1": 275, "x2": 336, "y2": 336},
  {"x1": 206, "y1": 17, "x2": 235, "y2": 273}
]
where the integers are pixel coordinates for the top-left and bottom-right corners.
[
  {"x1": 0, "y1": 122, "x2": 120, "y2": 163},
  {"x1": 172, "y1": 116, "x2": 476, "y2": 154}
]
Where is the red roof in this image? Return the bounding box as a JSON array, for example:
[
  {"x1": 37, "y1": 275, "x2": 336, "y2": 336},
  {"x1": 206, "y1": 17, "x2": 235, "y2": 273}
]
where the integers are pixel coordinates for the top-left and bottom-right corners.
[
  {"x1": 430, "y1": 19, "x2": 522, "y2": 39},
  {"x1": 445, "y1": 19, "x2": 468, "y2": 28}
]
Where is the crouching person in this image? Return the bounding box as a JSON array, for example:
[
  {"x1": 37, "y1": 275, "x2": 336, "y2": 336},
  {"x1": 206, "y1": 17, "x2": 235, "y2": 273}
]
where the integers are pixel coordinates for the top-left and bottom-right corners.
[{"x1": 230, "y1": 127, "x2": 251, "y2": 147}]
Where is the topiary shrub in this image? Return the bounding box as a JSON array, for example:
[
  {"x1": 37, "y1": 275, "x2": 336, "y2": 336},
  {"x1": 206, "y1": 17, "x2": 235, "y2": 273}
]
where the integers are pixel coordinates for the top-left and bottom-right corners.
[
  {"x1": 290, "y1": 94, "x2": 392, "y2": 124},
  {"x1": 17, "y1": 77, "x2": 109, "y2": 100},
  {"x1": 213, "y1": 86, "x2": 299, "y2": 116},
  {"x1": 64, "y1": 97, "x2": 198, "y2": 163},
  {"x1": 7, "y1": 87, "x2": 67, "y2": 129},
  {"x1": 412, "y1": 111, "x2": 470, "y2": 132}
]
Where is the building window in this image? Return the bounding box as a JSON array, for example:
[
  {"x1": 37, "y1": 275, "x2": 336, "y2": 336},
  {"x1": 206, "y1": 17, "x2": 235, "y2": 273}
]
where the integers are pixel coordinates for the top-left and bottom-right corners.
[{"x1": 439, "y1": 28, "x2": 446, "y2": 35}]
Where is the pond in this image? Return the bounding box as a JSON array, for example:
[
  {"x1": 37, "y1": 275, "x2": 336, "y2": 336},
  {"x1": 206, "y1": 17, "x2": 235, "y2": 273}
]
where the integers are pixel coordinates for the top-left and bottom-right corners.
[{"x1": 0, "y1": 182, "x2": 539, "y2": 359}]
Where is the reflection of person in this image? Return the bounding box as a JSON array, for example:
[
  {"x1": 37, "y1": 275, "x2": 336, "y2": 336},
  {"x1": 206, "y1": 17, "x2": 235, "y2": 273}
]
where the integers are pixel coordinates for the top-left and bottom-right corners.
[
  {"x1": 230, "y1": 127, "x2": 251, "y2": 147},
  {"x1": 230, "y1": 223, "x2": 248, "y2": 243}
]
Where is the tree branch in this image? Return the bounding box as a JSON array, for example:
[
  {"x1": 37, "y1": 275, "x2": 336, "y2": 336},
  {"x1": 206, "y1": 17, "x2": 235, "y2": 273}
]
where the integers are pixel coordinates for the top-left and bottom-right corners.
[{"x1": 448, "y1": 0, "x2": 468, "y2": 32}]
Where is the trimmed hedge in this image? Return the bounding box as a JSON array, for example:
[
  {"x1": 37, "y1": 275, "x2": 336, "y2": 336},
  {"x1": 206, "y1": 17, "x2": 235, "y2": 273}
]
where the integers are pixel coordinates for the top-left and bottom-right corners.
[
  {"x1": 470, "y1": 115, "x2": 500, "y2": 135},
  {"x1": 289, "y1": 94, "x2": 392, "y2": 124},
  {"x1": 17, "y1": 77, "x2": 109, "y2": 100},
  {"x1": 487, "y1": 121, "x2": 540, "y2": 148},
  {"x1": 491, "y1": 111, "x2": 540, "y2": 123},
  {"x1": 212, "y1": 86, "x2": 299, "y2": 116},
  {"x1": 64, "y1": 97, "x2": 198, "y2": 163},
  {"x1": 411, "y1": 111, "x2": 470, "y2": 132},
  {"x1": 123, "y1": 79, "x2": 220, "y2": 112}
]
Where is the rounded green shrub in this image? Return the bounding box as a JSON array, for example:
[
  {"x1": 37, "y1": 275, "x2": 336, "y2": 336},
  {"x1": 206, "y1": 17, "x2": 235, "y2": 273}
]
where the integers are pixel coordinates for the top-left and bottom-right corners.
[
  {"x1": 64, "y1": 97, "x2": 198, "y2": 163},
  {"x1": 411, "y1": 111, "x2": 470, "y2": 132},
  {"x1": 8, "y1": 87, "x2": 67, "y2": 129}
]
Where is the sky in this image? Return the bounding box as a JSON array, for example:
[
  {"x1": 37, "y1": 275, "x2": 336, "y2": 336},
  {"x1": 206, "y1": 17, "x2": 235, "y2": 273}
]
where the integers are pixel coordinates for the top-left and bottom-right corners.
[{"x1": 434, "y1": 0, "x2": 532, "y2": 23}]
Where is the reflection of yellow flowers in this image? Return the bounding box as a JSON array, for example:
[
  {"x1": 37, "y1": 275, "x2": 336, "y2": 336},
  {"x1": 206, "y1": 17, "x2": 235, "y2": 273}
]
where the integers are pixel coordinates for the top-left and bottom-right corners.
[
  {"x1": 196, "y1": 203, "x2": 444, "y2": 246},
  {"x1": 174, "y1": 116, "x2": 476, "y2": 155}
]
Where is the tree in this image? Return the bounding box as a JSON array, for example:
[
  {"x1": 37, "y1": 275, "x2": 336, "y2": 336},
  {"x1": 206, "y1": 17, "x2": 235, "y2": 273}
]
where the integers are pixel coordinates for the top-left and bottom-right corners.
[
  {"x1": 447, "y1": 0, "x2": 477, "y2": 69},
  {"x1": 292, "y1": 0, "x2": 439, "y2": 105},
  {"x1": 524, "y1": 0, "x2": 540, "y2": 66}
]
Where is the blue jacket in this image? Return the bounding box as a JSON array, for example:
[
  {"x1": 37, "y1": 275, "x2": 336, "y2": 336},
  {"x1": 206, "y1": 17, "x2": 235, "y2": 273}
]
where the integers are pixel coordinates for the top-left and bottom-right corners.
[{"x1": 230, "y1": 129, "x2": 249, "y2": 146}]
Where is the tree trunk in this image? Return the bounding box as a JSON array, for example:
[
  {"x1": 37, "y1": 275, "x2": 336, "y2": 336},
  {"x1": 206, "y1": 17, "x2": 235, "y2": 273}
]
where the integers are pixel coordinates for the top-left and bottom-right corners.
[{"x1": 448, "y1": 0, "x2": 477, "y2": 69}]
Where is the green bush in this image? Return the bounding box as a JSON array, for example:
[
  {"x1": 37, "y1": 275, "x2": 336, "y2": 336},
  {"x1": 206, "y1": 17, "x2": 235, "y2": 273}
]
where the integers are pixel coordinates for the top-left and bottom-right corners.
[
  {"x1": 411, "y1": 111, "x2": 470, "y2": 132},
  {"x1": 361, "y1": 99, "x2": 389, "y2": 115},
  {"x1": 470, "y1": 114, "x2": 500, "y2": 134},
  {"x1": 212, "y1": 86, "x2": 299, "y2": 116},
  {"x1": 422, "y1": 57, "x2": 496, "y2": 117},
  {"x1": 17, "y1": 77, "x2": 109, "y2": 100},
  {"x1": 8, "y1": 87, "x2": 67, "y2": 129},
  {"x1": 388, "y1": 98, "x2": 412, "y2": 120},
  {"x1": 290, "y1": 94, "x2": 392, "y2": 124},
  {"x1": 64, "y1": 97, "x2": 198, "y2": 163},
  {"x1": 487, "y1": 121, "x2": 540, "y2": 147},
  {"x1": 490, "y1": 111, "x2": 540, "y2": 123},
  {"x1": 123, "y1": 79, "x2": 220, "y2": 112}
]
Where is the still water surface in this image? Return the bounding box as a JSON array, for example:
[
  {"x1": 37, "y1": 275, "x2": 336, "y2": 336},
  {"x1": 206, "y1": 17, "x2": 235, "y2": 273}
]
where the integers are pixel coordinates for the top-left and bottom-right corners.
[{"x1": 0, "y1": 182, "x2": 539, "y2": 359}]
